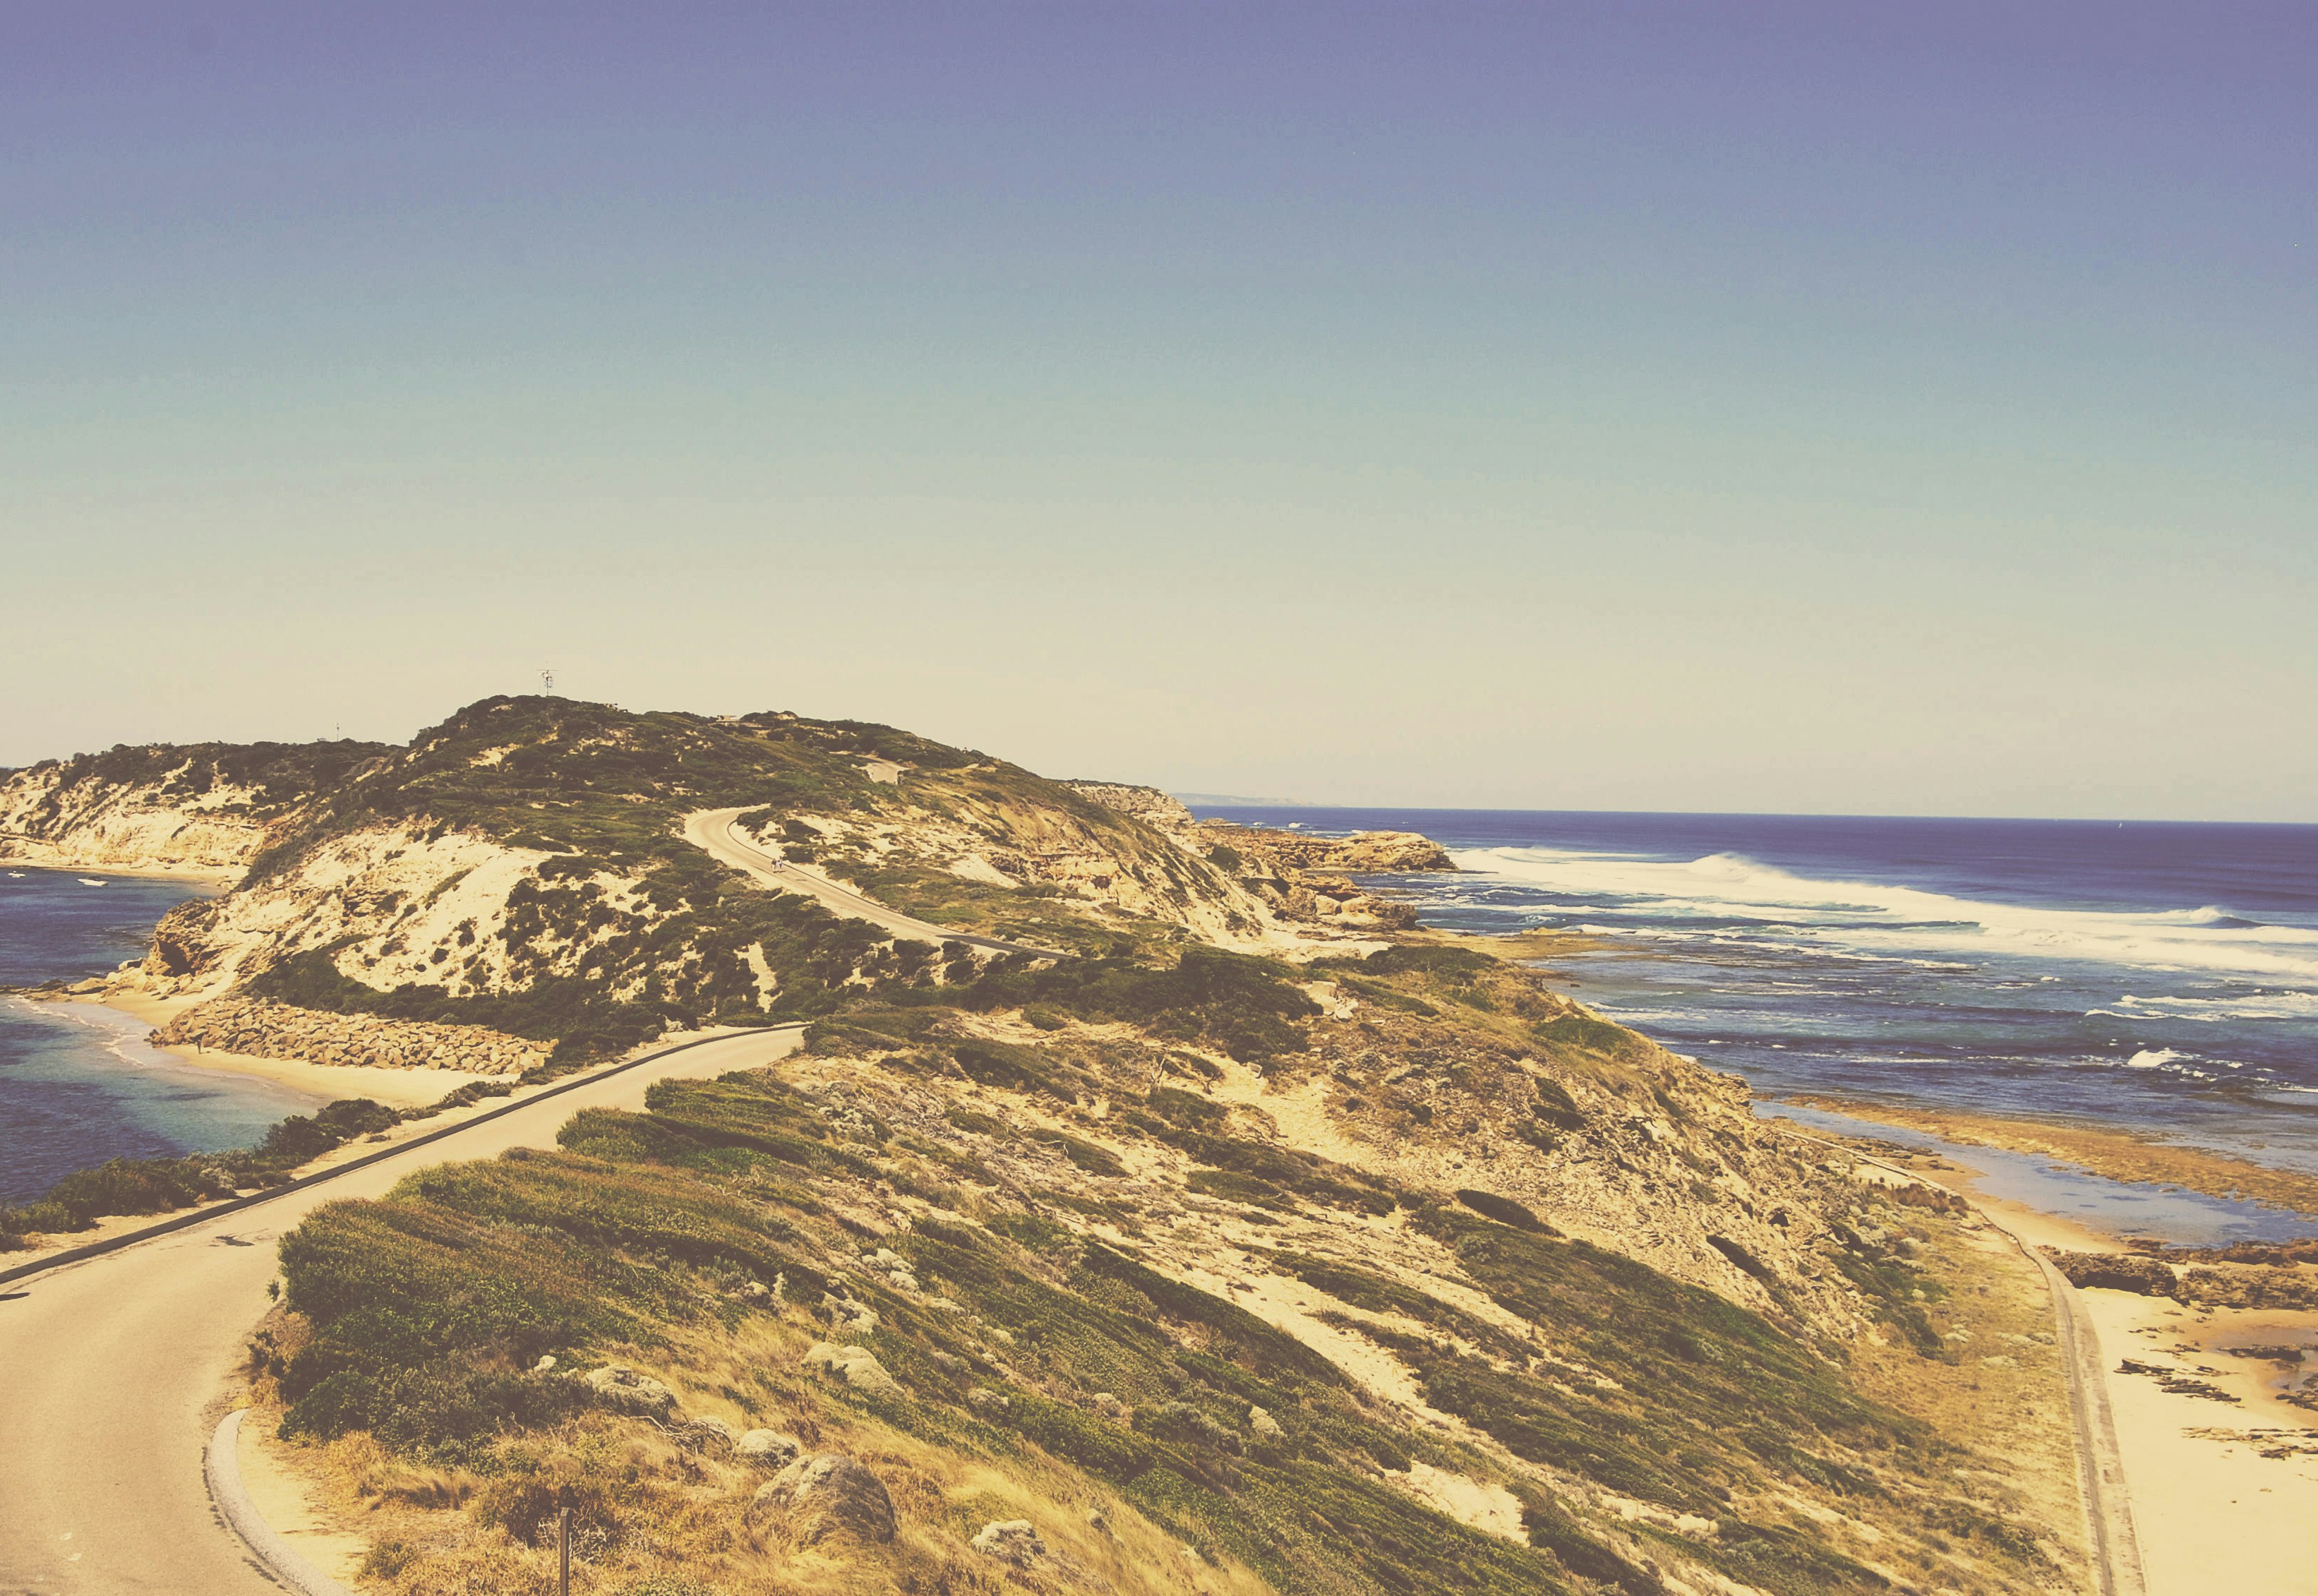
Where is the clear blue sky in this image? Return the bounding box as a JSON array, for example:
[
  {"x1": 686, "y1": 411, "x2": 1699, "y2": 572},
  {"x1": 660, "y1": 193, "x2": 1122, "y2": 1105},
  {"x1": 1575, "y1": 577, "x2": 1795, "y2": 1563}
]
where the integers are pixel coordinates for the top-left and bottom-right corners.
[{"x1": 3, "y1": 4, "x2": 2312, "y2": 818}]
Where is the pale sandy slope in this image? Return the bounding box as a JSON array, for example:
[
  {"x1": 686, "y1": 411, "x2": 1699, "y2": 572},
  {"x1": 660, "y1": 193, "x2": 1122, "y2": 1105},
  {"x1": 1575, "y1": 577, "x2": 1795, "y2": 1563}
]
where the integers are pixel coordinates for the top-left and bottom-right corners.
[
  {"x1": 684, "y1": 807, "x2": 1071, "y2": 957},
  {"x1": 0, "y1": 1026, "x2": 803, "y2": 1596}
]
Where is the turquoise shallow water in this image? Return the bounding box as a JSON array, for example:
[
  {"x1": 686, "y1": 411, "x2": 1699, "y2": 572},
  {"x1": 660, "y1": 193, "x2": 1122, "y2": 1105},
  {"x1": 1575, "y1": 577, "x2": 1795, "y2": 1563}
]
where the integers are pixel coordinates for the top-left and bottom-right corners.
[{"x1": 0, "y1": 867, "x2": 321, "y2": 1204}]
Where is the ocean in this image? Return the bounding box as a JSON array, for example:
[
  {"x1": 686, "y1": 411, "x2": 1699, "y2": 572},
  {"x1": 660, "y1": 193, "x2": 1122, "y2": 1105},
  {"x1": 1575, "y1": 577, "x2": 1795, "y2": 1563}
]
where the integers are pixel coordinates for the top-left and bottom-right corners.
[
  {"x1": 0, "y1": 867, "x2": 318, "y2": 1205},
  {"x1": 1198, "y1": 808, "x2": 2318, "y2": 1178}
]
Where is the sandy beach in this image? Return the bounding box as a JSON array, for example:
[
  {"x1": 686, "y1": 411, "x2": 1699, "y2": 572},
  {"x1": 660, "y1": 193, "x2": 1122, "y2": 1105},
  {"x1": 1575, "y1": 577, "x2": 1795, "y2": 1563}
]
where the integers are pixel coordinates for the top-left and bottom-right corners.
[
  {"x1": 44, "y1": 988, "x2": 508, "y2": 1112},
  {"x1": 1795, "y1": 1100, "x2": 2318, "y2": 1596},
  {"x1": 0, "y1": 853, "x2": 241, "y2": 887}
]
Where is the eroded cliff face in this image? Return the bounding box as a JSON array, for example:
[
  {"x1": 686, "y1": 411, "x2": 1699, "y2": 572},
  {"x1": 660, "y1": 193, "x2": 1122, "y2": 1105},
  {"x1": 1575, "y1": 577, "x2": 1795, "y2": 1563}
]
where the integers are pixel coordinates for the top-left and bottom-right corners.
[
  {"x1": 120, "y1": 822, "x2": 566, "y2": 1001},
  {"x1": 1058, "y1": 784, "x2": 1445, "y2": 934},
  {"x1": 4, "y1": 760, "x2": 309, "y2": 874}
]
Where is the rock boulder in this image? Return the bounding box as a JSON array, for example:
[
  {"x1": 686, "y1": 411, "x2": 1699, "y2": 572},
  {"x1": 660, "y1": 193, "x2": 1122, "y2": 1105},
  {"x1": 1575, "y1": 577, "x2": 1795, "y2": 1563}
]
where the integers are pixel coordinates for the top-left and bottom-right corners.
[{"x1": 751, "y1": 1453, "x2": 896, "y2": 1545}]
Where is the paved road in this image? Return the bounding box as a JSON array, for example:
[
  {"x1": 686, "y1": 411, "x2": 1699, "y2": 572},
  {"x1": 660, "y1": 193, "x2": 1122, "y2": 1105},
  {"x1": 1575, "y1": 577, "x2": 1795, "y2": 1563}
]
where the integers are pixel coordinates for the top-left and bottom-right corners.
[
  {"x1": 1776, "y1": 1124, "x2": 2147, "y2": 1596},
  {"x1": 685, "y1": 808, "x2": 1073, "y2": 959},
  {"x1": 0, "y1": 1026, "x2": 803, "y2": 1596},
  {"x1": 1972, "y1": 1205, "x2": 2149, "y2": 1596}
]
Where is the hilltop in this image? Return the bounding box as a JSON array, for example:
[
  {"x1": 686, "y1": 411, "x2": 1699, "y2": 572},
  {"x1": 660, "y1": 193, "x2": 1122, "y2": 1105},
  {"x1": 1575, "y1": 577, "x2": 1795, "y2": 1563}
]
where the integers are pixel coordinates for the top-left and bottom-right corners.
[
  {"x1": 4, "y1": 698, "x2": 1355, "y2": 1067},
  {"x1": 1, "y1": 700, "x2": 2092, "y2": 1595}
]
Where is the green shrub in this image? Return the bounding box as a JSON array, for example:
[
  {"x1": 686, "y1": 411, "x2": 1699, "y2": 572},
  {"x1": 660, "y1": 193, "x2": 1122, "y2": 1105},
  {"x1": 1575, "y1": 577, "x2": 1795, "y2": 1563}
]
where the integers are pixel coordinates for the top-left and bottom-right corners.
[
  {"x1": 1535, "y1": 1012, "x2": 1639, "y2": 1058},
  {"x1": 359, "y1": 1540, "x2": 418, "y2": 1579},
  {"x1": 258, "y1": 1098, "x2": 402, "y2": 1163},
  {"x1": 41, "y1": 1156, "x2": 228, "y2": 1225}
]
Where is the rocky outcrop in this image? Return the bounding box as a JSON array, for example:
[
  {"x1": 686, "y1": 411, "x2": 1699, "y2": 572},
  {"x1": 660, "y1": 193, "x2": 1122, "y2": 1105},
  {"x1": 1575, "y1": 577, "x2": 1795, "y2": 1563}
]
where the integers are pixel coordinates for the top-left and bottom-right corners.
[
  {"x1": 969, "y1": 1519, "x2": 1047, "y2": 1566},
  {"x1": 584, "y1": 1364, "x2": 679, "y2": 1417},
  {"x1": 2045, "y1": 1249, "x2": 2318, "y2": 1311},
  {"x1": 2043, "y1": 1250, "x2": 2178, "y2": 1296},
  {"x1": 735, "y1": 1428, "x2": 802, "y2": 1468},
  {"x1": 750, "y1": 1453, "x2": 896, "y2": 1545},
  {"x1": 1202, "y1": 824, "x2": 1453, "y2": 873},
  {"x1": 145, "y1": 899, "x2": 224, "y2": 978},
  {"x1": 589, "y1": 1364, "x2": 676, "y2": 1420},
  {"x1": 1156, "y1": 820, "x2": 1446, "y2": 931},
  {"x1": 152, "y1": 997, "x2": 547, "y2": 1076},
  {"x1": 802, "y1": 1342, "x2": 903, "y2": 1398},
  {"x1": 1062, "y1": 781, "x2": 1196, "y2": 836}
]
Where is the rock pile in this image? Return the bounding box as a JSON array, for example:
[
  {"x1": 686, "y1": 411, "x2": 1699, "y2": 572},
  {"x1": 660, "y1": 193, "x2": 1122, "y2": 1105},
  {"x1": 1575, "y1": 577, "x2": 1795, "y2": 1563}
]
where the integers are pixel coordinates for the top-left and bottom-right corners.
[{"x1": 152, "y1": 997, "x2": 548, "y2": 1076}]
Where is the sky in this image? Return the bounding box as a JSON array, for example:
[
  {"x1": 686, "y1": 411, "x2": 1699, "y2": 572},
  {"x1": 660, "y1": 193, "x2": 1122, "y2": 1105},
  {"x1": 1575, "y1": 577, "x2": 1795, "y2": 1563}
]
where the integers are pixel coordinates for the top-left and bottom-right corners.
[{"x1": 2, "y1": 4, "x2": 2312, "y2": 820}]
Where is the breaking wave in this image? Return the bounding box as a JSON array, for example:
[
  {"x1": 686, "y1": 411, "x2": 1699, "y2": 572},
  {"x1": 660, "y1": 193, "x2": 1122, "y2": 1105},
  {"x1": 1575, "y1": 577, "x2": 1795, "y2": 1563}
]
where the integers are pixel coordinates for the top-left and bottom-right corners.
[{"x1": 1451, "y1": 846, "x2": 2318, "y2": 985}]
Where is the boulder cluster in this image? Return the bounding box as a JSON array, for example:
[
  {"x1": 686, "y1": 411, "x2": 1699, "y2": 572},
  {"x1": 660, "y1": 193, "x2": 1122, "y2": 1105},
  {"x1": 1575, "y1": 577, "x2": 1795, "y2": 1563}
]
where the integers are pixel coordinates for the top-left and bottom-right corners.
[{"x1": 152, "y1": 996, "x2": 548, "y2": 1076}]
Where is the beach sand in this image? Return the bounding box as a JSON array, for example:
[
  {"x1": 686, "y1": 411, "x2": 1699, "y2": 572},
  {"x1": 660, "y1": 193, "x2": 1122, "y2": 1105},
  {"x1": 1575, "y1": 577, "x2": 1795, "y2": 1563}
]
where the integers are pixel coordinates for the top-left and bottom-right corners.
[
  {"x1": 0, "y1": 854, "x2": 241, "y2": 887},
  {"x1": 76, "y1": 988, "x2": 506, "y2": 1110},
  {"x1": 1801, "y1": 1100, "x2": 2318, "y2": 1596}
]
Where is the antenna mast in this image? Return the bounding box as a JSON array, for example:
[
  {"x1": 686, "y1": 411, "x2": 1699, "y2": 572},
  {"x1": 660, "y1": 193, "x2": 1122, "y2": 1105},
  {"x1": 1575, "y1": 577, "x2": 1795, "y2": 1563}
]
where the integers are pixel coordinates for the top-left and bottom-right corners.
[{"x1": 541, "y1": 666, "x2": 557, "y2": 696}]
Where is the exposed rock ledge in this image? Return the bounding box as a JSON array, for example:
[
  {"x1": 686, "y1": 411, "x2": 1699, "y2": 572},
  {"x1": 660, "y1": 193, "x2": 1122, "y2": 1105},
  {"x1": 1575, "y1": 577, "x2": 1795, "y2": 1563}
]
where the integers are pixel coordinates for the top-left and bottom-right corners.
[
  {"x1": 1206, "y1": 825, "x2": 1453, "y2": 872},
  {"x1": 152, "y1": 997, "x2": 547, "y2": 1076}
]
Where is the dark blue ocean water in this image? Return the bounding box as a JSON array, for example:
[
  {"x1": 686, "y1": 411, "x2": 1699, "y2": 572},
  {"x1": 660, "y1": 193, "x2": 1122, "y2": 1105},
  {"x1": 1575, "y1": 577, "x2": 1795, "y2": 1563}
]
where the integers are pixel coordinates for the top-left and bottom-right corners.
[
  {"x1": 0, "y1": 867, "x2": 318, "y2": 1204},
  {"x1": 1199, "y1": 808, "x2": 2318, "y2": 1175}
]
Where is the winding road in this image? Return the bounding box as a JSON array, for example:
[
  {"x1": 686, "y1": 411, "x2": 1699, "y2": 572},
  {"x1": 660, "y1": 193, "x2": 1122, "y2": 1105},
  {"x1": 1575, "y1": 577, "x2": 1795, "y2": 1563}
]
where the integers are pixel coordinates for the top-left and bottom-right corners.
[{"x1": 0, "y1": 1026, "x2": 803, "y2": 1596}]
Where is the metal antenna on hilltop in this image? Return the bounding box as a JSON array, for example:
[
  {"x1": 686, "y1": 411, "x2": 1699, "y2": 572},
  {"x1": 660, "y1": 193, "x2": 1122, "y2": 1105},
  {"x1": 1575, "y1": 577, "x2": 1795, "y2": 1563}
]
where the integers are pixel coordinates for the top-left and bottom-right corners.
[{"x1": 541, "y1": 666, "x2": 557, "y2": 697}]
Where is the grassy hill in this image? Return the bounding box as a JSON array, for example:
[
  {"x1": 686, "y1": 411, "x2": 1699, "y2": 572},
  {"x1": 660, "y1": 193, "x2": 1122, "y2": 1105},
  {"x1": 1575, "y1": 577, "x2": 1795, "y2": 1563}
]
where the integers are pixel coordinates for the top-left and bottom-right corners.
[{"x1": 6, "y1": 700, "x2": 2091, "y2": 1593}]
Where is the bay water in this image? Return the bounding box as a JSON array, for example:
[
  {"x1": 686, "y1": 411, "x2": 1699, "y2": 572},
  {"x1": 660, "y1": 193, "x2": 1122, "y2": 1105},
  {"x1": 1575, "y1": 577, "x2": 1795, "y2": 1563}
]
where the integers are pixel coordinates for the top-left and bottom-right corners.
[{"x1": 0, "y1": 867, "x2": 318, "y2": 1204}]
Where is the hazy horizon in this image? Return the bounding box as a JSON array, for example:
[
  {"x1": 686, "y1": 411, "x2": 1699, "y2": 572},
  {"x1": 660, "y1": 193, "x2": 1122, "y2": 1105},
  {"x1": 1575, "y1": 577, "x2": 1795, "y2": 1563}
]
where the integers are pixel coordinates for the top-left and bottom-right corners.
[{"x1": 4, "y1": 6, "x2": 2312, "y2": 821}]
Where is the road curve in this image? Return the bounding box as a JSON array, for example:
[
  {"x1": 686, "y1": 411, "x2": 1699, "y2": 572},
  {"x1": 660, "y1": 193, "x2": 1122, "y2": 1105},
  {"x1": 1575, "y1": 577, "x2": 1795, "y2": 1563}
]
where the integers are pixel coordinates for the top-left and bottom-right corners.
[
  {"x1": 684, "y1": 808, "x2": 1074, "y2": 960},
  {"x1": 0, "y1": 1026, "x2": 803, "y2": 1596},
  {"x1": 1774, "y1": 1123, "x2": 2146, "y2": 1596}
]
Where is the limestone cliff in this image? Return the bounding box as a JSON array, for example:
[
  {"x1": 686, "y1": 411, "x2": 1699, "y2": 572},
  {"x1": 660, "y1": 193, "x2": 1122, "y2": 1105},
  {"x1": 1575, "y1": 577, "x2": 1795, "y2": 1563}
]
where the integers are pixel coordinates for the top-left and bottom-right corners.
[{"x1": 0, "y1": 740, "x2": 387, "y2": 875}]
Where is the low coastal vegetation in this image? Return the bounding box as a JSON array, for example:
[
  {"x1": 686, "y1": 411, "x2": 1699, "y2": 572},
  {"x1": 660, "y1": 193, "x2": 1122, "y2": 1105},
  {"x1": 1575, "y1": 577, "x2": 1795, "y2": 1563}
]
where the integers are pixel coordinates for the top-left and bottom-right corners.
[
  {"x1": 1, "y1": 1096, "x2": 406, "y2": 1244},
  {"x1": 245, "y1": 956, "x2": 2075, "y2": 1595},
  {"x1": 6, "y1": 700, "x2": 2090, "y2": 1590}
]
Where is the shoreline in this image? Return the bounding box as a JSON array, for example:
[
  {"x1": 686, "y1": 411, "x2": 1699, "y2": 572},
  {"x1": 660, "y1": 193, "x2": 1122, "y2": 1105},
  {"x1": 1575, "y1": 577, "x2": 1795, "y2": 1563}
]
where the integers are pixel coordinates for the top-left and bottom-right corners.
[
  {"x1": 0, "y1": 853, "x2": 242, "y2": 887},
  {"x1": 2, "y1": 1020, "x2": 761, "y2": 1268},
  {"x1": 1783, "y1": 1094, "x2": 2318, "y2": 1596},
  {"x1": 1784, "y1": 1091, "x2": 2318, "y2": 1230},
  {"x1": 16, "y1": 988, "x2": 508, "y2": 1112}
]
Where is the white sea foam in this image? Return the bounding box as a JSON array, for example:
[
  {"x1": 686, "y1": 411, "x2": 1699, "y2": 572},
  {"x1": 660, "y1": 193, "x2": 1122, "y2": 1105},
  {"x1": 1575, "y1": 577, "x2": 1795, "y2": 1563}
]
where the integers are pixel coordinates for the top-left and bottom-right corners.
[
  {"x1": 1451, "y1": 846, "x2": 2318, "y2": 983},
  {"x1": 2101, "y1": 991, "x2": 2318, "y2": 1022}
]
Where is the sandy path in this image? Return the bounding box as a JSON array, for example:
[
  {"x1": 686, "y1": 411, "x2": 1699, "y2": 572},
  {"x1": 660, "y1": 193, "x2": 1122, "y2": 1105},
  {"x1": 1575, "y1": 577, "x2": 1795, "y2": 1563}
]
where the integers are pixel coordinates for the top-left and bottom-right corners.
[{"x1": 685, "y1": 807, "x2": 1071, "y2": 958}]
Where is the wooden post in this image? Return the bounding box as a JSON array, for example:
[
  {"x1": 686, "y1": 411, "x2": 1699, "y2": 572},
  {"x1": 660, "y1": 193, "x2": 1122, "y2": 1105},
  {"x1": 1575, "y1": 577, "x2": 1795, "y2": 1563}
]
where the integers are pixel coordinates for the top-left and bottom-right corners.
[{"x1": 559, "y1": 1505, "x2": 571, "y2": 1596}]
